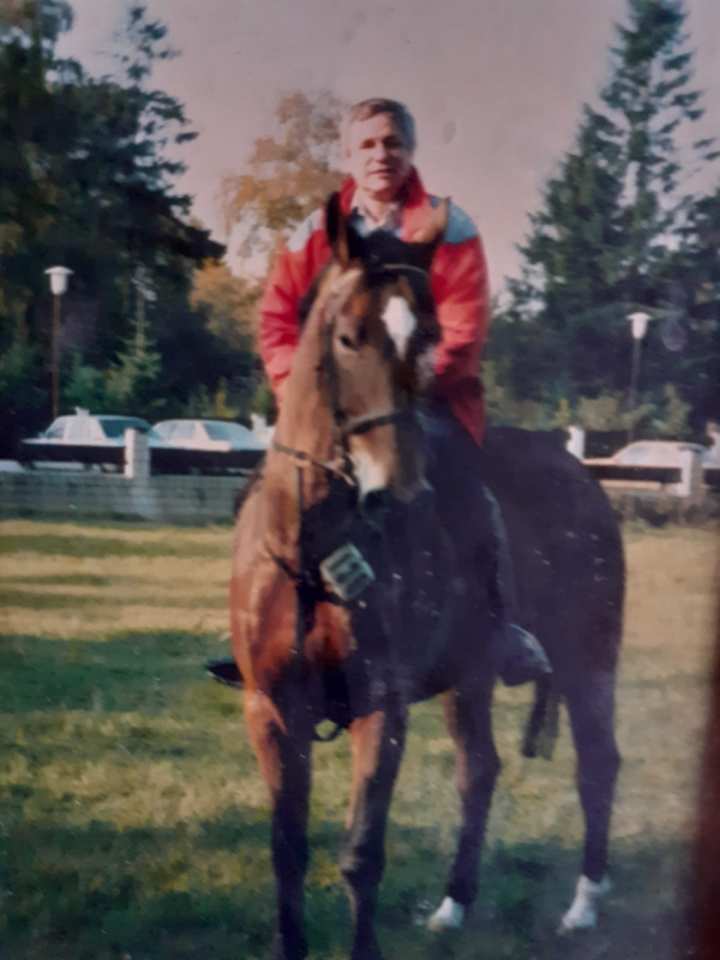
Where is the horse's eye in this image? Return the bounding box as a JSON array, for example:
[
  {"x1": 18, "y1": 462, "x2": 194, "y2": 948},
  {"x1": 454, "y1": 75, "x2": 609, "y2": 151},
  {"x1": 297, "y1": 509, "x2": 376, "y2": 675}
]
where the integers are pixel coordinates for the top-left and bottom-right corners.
[{"x1": 338, "y1": 333, "x2": 357, "y2": 351}]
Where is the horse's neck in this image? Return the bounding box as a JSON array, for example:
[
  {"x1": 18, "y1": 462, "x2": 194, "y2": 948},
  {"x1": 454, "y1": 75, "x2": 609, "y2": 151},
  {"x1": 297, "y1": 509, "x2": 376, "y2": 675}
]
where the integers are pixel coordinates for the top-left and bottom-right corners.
[{"x1": 261, "y1": 315, "x2": 337, "y2": 543}]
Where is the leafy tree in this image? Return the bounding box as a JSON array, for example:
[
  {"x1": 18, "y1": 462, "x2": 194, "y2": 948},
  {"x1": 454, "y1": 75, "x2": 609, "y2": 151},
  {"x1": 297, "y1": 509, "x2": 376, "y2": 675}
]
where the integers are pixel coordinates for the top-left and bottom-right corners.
[
  {"x1": 220, "y1": 90, "x2": 344, "y2": 260},
  {"x1": 62, "y1": 353, "x2": 108, "y2": 413},
  {"x1": 0, "y1": 2, "x2": 236, "y2": 447},
  {"x1": 191, "y1": 261, "x2": 260, "y2": 349}
]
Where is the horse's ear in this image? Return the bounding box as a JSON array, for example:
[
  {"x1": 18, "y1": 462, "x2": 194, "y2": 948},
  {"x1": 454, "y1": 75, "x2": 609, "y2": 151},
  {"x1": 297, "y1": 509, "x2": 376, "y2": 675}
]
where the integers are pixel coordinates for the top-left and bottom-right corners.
[
  {"x1": 325, "y1": 192, "x2": 351, "y2": 267},
  {"x1": 410, "y1": 197, "x2": 450, "y2": 246}
]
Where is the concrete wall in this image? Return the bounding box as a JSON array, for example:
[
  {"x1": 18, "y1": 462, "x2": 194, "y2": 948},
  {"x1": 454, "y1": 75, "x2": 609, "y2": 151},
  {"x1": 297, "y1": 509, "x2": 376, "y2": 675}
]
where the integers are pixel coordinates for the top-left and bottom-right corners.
[
  {"x1": 0, "y1": 429, "x2": 249, "y2": 523},
  {"x1": 0, "y1": 470, "x2": 244, "y2": 524}
]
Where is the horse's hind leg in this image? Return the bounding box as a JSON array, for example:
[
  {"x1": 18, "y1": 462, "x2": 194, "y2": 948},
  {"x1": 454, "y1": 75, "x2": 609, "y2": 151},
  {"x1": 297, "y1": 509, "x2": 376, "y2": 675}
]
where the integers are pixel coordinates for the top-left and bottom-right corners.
[
  {"x1": 341, "y1": 700, "x2": 407, "y2": 960},
  {"x1": 244, "y1": 689, "x2": 312, "y2": 960},
  {"x1": 560, "y1": 670, "x2": 621, "y2": 932},
  {"x1": 428, "y1": 679, "x2": 500, "y2": 931}
]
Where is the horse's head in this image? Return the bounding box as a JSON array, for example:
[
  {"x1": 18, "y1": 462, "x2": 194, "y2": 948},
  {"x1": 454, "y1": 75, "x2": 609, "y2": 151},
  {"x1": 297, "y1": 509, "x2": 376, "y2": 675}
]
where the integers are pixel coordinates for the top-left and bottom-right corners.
[{"x1": 313, "y1": 193, "x2": 447, "y2": 510}]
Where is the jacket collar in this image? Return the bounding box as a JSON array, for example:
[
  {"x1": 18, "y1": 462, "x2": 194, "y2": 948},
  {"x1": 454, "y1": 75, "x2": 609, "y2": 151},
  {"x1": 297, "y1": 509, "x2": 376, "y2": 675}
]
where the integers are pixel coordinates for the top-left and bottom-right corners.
[{"x1": 338, "y1": 167, "x2": 433, "y2": 243}]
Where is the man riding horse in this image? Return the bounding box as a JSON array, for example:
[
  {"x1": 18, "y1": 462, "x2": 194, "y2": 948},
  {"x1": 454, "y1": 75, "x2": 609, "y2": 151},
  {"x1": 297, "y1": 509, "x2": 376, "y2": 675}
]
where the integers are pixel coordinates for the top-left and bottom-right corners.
[
  {"x1": 258, "y1": 97, "x2": 550, "y2": 686},
  {"x1": 221, "y1": 98, "x2": 623, "y2": 959}
]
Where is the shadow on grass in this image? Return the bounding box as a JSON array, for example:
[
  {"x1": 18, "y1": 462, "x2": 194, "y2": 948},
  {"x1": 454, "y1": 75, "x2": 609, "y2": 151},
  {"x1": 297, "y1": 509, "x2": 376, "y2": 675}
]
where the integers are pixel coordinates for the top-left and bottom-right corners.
[
  {"x1": 0, "y1": 806, "x2": 694, "y2": 960},
  {"x1": 1, "y1": 806, "x2": 276, "y2": 960},
  {"x1": 0, "y1": 629, "x2": 696, "y2": 959}
]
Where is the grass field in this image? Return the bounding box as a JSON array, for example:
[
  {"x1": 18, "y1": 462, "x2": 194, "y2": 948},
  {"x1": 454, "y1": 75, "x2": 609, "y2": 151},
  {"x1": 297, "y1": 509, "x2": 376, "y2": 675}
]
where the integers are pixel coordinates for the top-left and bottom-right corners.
[{"x1": 1, "y1": 518, "x2": 718, "y2": 960}]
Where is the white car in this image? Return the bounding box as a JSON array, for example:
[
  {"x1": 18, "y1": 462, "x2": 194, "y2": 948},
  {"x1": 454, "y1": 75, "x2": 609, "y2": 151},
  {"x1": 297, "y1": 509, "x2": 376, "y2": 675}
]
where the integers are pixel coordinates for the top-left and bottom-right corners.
[
  {"x1": 604, "y1": 440, "x2": 706, "y2": 468},
  {"x1": 24, "y1": 412, "x2": 166, "y2": 448},
  {"x1": 19, "y1": 411, "x2": 167, "y2": 469},
  {"x1": 152, "y1": 418, "x2": 267, "y2": 452},
  {"x1": 583, "y1": 439, "x2": 711, "y2": 496}
]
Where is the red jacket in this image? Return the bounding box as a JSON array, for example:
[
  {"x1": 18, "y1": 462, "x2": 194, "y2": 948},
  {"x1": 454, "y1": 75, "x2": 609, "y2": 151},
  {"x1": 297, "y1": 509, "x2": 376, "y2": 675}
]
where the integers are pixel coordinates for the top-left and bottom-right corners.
[{"x1": 258, "y1": 168, "x2": 489, "y2": 444}]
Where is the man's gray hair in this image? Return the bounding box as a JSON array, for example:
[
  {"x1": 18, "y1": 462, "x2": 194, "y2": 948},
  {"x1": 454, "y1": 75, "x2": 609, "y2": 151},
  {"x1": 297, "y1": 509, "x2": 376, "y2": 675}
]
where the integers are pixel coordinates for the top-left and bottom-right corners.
[{"x1": 343, "y1": 98, "x2": 416, "y2": 153}]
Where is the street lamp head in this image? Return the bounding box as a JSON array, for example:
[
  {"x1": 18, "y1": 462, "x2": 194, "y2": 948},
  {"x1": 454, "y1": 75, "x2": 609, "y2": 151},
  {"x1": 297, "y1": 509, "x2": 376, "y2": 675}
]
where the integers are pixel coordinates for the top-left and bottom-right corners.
[
  {"x1": 628, "y1": 311, "x2": 652, "y2": 341},
  {"x1": 45, "y1": 266, "x2": 73, "y2": 296}
]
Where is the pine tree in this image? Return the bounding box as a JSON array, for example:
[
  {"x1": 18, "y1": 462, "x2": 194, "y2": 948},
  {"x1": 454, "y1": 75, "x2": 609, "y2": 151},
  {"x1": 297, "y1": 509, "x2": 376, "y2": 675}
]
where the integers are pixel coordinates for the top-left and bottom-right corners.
[
  {"x1": 494, "y1": 0, "x2": 718, "y2": 430},
  {"x1": 601, "y1": 0, "x2": 719, "y2": 306}
]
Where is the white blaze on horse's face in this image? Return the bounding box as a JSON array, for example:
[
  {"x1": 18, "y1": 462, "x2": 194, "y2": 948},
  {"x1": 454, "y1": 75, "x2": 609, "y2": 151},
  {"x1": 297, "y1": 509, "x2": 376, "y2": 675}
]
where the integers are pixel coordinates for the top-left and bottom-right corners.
[
  {"x1": 382, "y1": 294, "x2": 416, "y2": 359},
  {"x1": 352, "y1": 445, "x2": 392, "y2": 501}
]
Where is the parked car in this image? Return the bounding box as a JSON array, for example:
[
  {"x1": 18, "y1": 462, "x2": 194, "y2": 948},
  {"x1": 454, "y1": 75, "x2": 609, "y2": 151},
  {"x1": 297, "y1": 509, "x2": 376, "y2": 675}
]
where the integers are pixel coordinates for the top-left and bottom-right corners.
[
  {"x1": 583, "y1": 439, "x2": 710, "y2": 496},
  {"x1": 19, "y1": 410, "x2": 167, "y2": 469},
  {"x1": 152, "y1": 418, "x2": 267, "y2": 452},
  {"x1": 23, "y1": 411, "x2": 167, "y2": 448},
  {"x1": 602, "y1": 440, "x2": 706, "y2": 468}
]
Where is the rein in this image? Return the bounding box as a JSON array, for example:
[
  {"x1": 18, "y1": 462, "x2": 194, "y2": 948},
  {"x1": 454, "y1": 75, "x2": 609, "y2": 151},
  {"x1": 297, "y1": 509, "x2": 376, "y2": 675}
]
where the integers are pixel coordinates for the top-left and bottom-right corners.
[{"x1": 271, "y1": 439, "x2": 354, "y2": 485}]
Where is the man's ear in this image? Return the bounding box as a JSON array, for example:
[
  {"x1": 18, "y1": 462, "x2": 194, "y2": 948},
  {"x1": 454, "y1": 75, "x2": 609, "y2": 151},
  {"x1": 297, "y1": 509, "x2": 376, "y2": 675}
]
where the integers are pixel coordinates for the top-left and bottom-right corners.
[
  {"x1": 325, "y1": 192, "x2": 350, "y2": 267},
  {"x1": 410, "y1": 197, "x2": 450, "y2": 246}
]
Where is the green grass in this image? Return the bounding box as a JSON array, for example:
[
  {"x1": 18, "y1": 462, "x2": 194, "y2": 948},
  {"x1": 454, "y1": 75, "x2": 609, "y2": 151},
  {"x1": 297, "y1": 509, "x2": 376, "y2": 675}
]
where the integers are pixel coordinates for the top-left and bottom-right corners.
[{"x1": 1, "y1": 518, "x2": 718, "y2": 959}]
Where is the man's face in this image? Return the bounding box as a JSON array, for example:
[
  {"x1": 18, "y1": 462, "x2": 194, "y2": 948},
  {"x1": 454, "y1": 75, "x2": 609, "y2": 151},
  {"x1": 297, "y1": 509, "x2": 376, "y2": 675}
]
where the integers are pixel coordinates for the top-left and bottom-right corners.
[{"x1": 345, "y1": 112, "x2": 413, "y2": 201}]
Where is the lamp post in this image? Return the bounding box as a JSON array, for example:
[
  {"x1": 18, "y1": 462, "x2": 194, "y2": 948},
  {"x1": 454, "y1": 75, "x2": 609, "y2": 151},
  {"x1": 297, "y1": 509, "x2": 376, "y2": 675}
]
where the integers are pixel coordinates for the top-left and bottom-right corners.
[
  {"x1": 44, "y1": 266, "x2": 73, "y2": 419},
  {"x1": 627, "y1": 311, "x2": 652, "y2": 443}
]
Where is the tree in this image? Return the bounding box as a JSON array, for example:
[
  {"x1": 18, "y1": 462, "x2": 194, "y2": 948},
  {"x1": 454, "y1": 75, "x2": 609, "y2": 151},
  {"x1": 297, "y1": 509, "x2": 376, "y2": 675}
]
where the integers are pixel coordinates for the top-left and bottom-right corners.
[
  {"x1": 494, "y1": 0, "x2": 719, "y2": 432},
  {"x1": 220, "y1": 90, "x2": 344, "y2": 261},
  {"x1": 0, "y1": 2, "x2": 231, "y2": 447},
  {"x1": 190, "y1": 260, "x2": 260, "y2": 350}
]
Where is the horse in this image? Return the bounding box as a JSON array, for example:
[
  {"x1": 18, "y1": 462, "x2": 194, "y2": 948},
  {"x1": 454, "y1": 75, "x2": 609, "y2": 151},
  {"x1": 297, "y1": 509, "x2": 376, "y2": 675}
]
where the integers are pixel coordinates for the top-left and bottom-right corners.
[{"x1": 228, "y1": 196, "x2": 623, "y2": 960}]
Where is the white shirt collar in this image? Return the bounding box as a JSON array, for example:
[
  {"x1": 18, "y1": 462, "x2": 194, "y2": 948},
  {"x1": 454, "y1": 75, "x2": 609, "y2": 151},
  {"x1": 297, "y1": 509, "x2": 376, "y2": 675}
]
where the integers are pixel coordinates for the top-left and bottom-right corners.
[{"x1": 350, "y1": 190, "x2": 402, "y2": 233}]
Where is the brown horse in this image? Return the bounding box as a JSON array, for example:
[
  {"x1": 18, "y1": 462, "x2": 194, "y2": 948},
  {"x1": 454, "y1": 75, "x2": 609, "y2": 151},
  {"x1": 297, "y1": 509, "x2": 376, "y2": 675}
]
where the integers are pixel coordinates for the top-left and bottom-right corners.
[{"x1": 229, "y1": 198, "x2": 623, "y2": 960}]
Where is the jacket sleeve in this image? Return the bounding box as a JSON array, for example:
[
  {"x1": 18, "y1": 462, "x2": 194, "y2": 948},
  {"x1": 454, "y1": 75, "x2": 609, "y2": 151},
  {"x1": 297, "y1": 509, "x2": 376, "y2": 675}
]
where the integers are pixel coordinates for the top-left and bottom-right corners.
[
  {"x1": 430, "y1": 232, "x2": 490, "y2": 394},
  {"x1": 258, "y1": 247, "x2": 302, "y2": 396},
  {"x1": 258, "y1": 209, "x2": 331, "y2": 397}
]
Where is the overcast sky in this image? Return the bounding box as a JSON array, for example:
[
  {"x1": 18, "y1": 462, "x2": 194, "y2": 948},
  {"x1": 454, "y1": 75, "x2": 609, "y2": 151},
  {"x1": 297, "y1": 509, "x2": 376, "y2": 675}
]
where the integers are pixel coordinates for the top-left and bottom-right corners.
[{"x1": 58, "y1": 0, "x2": 720, "y2": 293}]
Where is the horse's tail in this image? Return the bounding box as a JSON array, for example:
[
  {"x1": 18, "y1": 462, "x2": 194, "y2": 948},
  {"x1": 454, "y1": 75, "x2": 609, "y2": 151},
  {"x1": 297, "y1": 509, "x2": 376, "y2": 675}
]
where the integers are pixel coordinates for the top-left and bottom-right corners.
[{"x1": 521, "y1": 675, "x2": 561, "y2": 759}]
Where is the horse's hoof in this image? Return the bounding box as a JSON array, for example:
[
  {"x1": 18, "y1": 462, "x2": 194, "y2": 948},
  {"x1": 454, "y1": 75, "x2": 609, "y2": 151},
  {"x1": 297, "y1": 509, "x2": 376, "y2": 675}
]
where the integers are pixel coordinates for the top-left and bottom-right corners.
[
  {"x1": 558, "y1": 874, "x2": 611, "y2": 933},
  {"x1": 271, "y1": 931, "x2": 308, "y2": 960},
  {"x1": 350, "y1": 937, "x2": 384, "y2": 960},
  {"x1": 427, "y1": 896, "x2": 465, "y2": 932}
]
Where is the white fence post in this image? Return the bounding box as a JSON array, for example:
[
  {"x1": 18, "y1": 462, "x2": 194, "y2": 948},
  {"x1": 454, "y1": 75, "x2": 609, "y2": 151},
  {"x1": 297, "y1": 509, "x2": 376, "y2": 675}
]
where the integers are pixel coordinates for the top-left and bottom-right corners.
[
  {"x1": 566, "y1": 425, "x2": 586, "y2": 460},
  {"x1": 677, "y1": 446, "x2": 704, "y2": 501},
  {"x1": 124, "y1": 428, "x2": 150, "y2": 480}
]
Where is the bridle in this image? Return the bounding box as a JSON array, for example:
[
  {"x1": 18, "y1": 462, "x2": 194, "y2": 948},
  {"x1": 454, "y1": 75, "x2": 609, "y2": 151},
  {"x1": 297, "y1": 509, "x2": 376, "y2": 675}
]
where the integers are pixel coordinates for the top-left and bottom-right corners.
[{"x1": 271, "y1": 260, "x2": 431, "y2": 486}]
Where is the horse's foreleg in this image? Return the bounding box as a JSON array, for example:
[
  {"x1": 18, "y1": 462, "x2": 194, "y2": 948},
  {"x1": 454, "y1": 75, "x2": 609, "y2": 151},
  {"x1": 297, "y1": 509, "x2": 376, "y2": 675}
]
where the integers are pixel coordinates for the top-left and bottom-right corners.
[
  {"x1": 341, "y1": 701, "x2": 407, "y2": 960},
  {"x1": 428, "y1": 682, "x2": 500, "y2": 932},
  {"x1": 244, "y1": 689, "x2": 312, "y2": 960},
  {"x1": 560, "y1": 671, "x2": 620, "y2": 932}
]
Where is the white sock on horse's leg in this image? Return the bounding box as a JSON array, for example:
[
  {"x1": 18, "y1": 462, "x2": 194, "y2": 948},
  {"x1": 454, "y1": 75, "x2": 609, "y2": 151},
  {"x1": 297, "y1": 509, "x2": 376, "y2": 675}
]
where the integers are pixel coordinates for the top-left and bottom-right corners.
[
  {"x1": 559, "y1": 874, "x2": 611, "y2": 932},
  {"x1": 427, "y1": 896, "x2": 465, "y2": 932}
]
